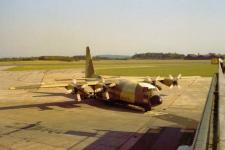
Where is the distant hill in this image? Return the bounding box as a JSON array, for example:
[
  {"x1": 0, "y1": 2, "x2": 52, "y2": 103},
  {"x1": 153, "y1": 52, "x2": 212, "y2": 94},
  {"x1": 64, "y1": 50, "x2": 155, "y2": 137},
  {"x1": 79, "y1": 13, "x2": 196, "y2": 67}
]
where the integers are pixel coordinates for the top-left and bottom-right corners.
[{"x1": 132, "y1": 53, "x2": 184, "y2": 59}]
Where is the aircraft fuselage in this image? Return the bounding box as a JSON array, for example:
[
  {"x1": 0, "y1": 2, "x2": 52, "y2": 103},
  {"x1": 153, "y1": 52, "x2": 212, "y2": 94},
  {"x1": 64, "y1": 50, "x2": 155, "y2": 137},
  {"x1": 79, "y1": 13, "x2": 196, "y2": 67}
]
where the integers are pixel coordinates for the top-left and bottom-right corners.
[{"x1": 106, "y1": 79, "x2": 161, "y2": 110}]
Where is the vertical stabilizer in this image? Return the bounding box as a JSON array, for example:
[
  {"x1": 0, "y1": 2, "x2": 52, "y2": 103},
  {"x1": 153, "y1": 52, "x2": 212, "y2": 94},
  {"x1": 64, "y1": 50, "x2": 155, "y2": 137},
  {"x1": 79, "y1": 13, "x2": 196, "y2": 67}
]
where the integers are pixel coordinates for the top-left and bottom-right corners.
[{"x1": 85, "y1": 46, "x2": 95, "y2": 78}]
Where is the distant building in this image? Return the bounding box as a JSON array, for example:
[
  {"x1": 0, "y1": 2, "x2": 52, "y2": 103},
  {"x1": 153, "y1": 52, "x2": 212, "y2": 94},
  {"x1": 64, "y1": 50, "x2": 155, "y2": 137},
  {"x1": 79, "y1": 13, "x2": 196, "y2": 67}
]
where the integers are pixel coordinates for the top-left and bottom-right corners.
[{"x1": 211, "y1": 57, "x2": 220, "y2": 64}]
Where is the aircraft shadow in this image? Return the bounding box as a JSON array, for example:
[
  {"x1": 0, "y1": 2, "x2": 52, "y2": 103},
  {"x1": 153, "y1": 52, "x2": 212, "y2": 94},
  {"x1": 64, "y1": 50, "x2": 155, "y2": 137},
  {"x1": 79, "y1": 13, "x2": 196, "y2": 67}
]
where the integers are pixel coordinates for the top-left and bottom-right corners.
[
  {"x1": 154, "y1": 113, "x2": 198, "y2": 128},
  {"x1": 0, "y1": 91, "x2": 145, "y2": 113},
  {"x1": 33, "y1": 91, "x2": 146, "y2": 113},
  {"x1": 0, "y1": 101, "x2": 80, "y2": 111}
]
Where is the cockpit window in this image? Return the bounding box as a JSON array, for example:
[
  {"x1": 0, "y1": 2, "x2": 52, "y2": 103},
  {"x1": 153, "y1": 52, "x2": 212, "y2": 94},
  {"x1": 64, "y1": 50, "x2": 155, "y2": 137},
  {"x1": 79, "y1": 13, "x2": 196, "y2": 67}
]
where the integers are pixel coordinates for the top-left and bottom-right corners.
[
  {"x1": 142, "y1": 87, "x2": 148, "y2": 92},
  {"x1": 152, "y1": 88, "x2": 157, "y2": 91}
]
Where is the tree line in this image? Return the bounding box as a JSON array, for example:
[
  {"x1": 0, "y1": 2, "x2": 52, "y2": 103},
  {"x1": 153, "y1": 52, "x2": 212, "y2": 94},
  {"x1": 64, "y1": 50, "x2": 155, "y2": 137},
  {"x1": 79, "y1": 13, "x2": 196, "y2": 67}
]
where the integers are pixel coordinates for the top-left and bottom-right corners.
[
  {"x1": 0, "y1": 52, "x2": 224, "y2": 61},
  {"x1": 132, "y1": 52, "x2": 224, "y2": 60},
  {"x1": 0, "y1": 56, "x2": 85, "y2": 62}
]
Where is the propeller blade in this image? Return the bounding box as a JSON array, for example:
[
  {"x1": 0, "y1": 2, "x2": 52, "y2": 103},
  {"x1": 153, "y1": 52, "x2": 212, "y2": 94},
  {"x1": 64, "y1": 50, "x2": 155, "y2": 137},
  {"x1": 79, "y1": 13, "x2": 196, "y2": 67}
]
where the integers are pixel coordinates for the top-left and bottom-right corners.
[
  {"x1": 66, "y1": 89, "x2": 73, "y2": 94},
  {"x1": 155, "y1": 76, "x2": 160, "y2": 81},
  {"x1": 173, "y1": 74, "x2": 181, "y2": 88},
  {"x1": 72, "y1": 79, "x2": 77, "y2": 85},
  {"x1": 9, "y1": 87, "x2": 16, "y2": 90},
  {"x1": 177, "y1": 74, "x2": 182, "y2": 79},
  {"x1": 99, "y1": 76, "x2": 105, "y2": 83},
  {"x1": 169, "y1": 74, "x2": 173, "y2": 80},
  {"x1": 103, "y1": 91, "x2": 110, "y2": 100},
  {"x1": 75, "y1": 93, "x2": 81, "y2": 102},
  {"x1": 156, "y1": 87, "x2": 160, "y2": 92},
  {"x1": 81, "y1": 84, "x2": 88, "y2": 89},
  {"x1": 95, "y1": 88, "x2": 103, "y2": 93},
  {"x1": 109, "y1": 83, "x2": 116, "y2": 88},
  {"x1": 155, "y1": 84, "x2": 162, "y2": 91}
]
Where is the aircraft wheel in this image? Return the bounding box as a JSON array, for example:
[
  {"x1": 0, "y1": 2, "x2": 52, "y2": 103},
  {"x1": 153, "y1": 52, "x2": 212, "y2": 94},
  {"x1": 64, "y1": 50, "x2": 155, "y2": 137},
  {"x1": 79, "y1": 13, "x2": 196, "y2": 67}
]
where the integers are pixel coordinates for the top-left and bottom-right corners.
[
  {"x1": 106, "y1": 100, "x2": 114, "y2": 106},
  {"x1": 109, "y1": 101, "x2": 114, "y2": 106},
  {"x1": 144, "y1": 101, "x2": 152, "y2": 112}
]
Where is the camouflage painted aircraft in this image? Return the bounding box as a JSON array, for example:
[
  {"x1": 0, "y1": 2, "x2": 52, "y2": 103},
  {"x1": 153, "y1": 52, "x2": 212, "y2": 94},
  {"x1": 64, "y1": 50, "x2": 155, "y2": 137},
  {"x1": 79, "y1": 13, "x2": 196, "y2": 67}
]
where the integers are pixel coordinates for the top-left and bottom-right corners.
[{"x1": 10, "y1": 47, "x2": 181, "y2": 111}]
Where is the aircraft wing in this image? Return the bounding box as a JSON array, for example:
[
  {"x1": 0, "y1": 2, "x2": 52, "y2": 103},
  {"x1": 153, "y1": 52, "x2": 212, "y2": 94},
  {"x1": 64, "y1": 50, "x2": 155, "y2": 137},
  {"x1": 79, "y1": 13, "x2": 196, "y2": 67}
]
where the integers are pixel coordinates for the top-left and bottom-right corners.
[
  {"x1": 129, "y1": 74, "x2": 182, "y2": 88},
  {"x1": 9, "y1": 83, "x2": 69, "y2": 90},
  {"x1": 9, "y1": 80, "x2": 112, "y2": 90}
]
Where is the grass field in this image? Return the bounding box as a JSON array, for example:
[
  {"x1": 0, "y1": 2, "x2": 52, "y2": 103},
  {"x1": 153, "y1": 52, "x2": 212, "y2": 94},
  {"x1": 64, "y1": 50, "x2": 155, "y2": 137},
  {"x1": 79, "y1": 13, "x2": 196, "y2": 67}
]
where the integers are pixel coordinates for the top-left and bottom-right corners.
[{"x1": 0, "y1": 60, "x2": 217, "y2": 77}]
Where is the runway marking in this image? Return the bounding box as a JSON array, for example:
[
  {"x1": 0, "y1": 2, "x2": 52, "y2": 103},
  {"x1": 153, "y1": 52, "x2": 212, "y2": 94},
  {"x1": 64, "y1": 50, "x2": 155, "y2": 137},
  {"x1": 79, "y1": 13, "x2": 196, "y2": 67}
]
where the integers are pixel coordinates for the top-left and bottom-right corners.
[
  {"x1": 161, "y1": 78, "x2": 199, "y2": 110},
  {"x1": 144, "y1": 111, "x2": 168, "y2": 116}
]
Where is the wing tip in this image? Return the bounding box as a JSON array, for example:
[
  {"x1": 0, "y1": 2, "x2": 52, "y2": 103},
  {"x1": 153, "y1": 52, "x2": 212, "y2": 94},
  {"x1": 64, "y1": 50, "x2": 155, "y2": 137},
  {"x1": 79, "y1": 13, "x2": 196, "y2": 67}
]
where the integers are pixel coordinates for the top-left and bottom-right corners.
[{"x1": 9, "y1": 87, "x2": 16, "y2": 90}]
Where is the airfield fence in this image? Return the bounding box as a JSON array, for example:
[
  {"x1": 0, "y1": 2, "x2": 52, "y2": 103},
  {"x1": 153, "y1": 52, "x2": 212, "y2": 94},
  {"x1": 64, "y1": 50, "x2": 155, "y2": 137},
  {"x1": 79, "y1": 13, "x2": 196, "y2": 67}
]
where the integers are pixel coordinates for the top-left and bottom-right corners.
[
  {"x1": 192, "y1": 73, "x2": 217, "y2": 150},
  {"x1": 192, "y1": 61, "x2": 224, "y2": 150},
  {"x1": 217, "y1": 61, "x2": 225, "y2": 150}
]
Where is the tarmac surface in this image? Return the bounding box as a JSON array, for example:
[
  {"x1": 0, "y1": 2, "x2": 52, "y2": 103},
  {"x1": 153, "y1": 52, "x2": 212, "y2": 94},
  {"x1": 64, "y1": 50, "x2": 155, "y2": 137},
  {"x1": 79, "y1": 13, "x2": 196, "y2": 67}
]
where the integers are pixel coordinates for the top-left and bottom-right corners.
[{"x1": 0, "y1": 67, "x2": 211, "y2": 150}]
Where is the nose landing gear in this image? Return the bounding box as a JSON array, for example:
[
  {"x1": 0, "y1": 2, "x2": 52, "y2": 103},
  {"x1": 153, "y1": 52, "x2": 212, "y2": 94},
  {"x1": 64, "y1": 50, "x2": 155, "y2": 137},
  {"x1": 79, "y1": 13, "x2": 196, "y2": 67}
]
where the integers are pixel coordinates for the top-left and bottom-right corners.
[
  {"x1": 144, "y1": 96, "x2": 162, "y2": 112},
  {"x1": 150, "y1": 95, "x2": 162, "y2": 105}
]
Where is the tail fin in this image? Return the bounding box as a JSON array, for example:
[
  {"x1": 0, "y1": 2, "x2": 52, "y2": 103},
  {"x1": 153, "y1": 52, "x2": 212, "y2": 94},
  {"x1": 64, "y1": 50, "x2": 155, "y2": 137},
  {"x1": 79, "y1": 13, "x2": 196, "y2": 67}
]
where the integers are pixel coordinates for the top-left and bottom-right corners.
[{"x1": 85, "y1": 46, "x2": 95, "y2": 78}]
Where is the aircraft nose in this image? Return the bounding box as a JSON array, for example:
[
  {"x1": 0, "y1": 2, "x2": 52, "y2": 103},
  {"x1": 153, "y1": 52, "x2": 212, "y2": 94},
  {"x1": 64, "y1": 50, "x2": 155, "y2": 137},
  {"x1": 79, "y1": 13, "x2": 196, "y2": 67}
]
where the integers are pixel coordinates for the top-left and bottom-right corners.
[{"x1": 149, "y1": 95, "x2": 162, "y2": 105}]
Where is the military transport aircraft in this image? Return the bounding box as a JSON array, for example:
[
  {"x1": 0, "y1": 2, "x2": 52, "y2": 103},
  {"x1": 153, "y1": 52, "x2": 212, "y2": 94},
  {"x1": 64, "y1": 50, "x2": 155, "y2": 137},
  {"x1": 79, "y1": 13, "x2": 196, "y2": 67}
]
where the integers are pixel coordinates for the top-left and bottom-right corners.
[{"x1": 10, "y1": 47, "x2": 181, "y2": 111}]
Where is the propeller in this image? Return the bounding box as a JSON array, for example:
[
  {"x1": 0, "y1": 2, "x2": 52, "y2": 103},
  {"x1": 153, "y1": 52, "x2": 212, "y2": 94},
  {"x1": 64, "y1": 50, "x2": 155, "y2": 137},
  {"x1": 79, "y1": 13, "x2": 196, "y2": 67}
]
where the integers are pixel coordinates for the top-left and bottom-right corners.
[
  {"x1": 152, "y1": 76, "x2": 160, "y2": 86},
  {"x1": 101, "y1": 82, "x2": 116, "y2": 100},
  {"x1": 99, "y1": 76, "x2": 106, "y2": 83},
  {"x1": 102, "y1": 87, "x2": 110, "y2": 100},
  {"x1": 65, "y1": 79, "x2": 85, "y2": 102},
  {"x1": 144, "y1": 76, "x2": 161, "y2": 90},
  {"x1": 144, "y1": 76, "x2": 160, "y2": 85},
  {"x1": 95, "y1": 76, "x2": 116, "y2": 100},
  {"x1": 74, "y1": 91, "x2": 81, "y2": 102},
  {"x1": 168, "y1": 74, "x2": 181, "y2": 88}
]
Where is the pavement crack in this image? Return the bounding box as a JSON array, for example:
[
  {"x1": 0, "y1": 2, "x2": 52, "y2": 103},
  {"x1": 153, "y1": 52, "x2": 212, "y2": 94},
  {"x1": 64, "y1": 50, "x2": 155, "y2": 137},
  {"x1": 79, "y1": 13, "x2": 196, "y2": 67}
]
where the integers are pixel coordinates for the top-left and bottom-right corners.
[{"x1": 1, "y1": 121, "x2": 41, "y2": 136}]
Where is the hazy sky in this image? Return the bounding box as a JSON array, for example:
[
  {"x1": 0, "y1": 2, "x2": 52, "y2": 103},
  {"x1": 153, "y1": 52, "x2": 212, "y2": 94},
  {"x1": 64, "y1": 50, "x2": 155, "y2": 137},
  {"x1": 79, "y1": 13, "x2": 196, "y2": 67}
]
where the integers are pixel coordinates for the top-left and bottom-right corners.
[{"x1": 0, "y1": 0, "x2": 225, "y2": 57}]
